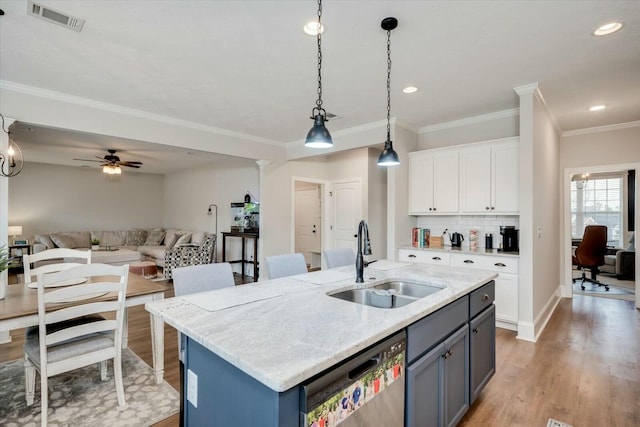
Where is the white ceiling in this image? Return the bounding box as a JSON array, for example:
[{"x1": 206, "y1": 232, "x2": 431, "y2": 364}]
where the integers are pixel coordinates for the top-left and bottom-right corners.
[{"x1": 1, "y1": 1, "x2": 639, "y2": 173}]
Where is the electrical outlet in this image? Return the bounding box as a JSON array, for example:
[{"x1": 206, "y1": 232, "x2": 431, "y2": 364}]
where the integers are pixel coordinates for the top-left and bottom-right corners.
[{"x1": 187, "y1": 369, "x2": 198, "y2": 408}]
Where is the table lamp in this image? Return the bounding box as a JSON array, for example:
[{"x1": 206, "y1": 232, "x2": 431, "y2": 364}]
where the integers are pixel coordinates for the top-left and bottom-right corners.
[{"x1": 8, "y1": 225, "x2": 22, "y2": 244}]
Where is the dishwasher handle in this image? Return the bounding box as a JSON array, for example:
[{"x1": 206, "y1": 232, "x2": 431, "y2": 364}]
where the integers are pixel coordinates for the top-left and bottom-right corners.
[{"x1": 348, "y1": 356, "x2": 380, "y2": 380}]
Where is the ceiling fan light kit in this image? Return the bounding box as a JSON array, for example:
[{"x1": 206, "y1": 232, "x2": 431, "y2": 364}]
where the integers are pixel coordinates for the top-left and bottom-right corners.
[{"x1": 74, "y1": 148, "x2": 143, "y2": 174}]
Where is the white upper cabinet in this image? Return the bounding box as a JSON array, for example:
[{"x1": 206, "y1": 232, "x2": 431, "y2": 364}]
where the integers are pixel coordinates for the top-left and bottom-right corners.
[
  {"x1": 410, "y1": 137, "x2": 519, "y2": 216},
  {"x1": 460, "y1": 139, "x2": 519, "y2": 214},
  {"x1": 408, "y1": 150, "x2": 459, "y2": 215}
]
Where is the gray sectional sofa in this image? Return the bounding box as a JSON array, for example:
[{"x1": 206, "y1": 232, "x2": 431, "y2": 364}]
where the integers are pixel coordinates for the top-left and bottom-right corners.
[{"x1": 33, "y1": 228, "x2": 212, "y2": 268}]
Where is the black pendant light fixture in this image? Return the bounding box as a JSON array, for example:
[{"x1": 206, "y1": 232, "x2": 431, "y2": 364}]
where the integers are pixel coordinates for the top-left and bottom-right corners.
[
  {"x1": 304, "y1": 0, "x2": 333, "y2": 148},
  {"x1": 377, "y1": 17, "x2": 400, "y2": 166}
]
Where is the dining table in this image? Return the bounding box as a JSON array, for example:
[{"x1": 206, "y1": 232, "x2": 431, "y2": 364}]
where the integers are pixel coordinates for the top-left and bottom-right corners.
[{"x1": 0, "y1": 272, "x2": 168, "y2": 384}]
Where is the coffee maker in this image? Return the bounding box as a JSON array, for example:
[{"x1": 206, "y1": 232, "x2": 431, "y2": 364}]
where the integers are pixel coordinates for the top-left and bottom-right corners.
[{"x1": 500, "y1": 226, "x2": 519, "y2": 252}]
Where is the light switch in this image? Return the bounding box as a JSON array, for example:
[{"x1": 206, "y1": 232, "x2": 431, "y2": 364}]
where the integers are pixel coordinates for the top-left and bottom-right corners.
[{"x1": 187, "y1": 369, "x2": 198, "y2": 408}]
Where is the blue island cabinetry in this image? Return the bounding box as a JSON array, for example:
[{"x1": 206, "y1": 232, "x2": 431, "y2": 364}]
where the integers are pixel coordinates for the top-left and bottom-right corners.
[{"x1": 183, "y1": 281, "x2": 496, "y2": 427}]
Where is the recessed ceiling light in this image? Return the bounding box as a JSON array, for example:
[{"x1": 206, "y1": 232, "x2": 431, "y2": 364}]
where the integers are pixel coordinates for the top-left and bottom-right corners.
[
  {"x1": 589, "y1": 105, "x2": 606, "y2": 112},
  {"x1": 304, "y1": 21, "x2": 324, "y2": 36},
  {"x1": 593, "y1": 22, "x2": 623, "y2": 36},
  {"x1": 402, "y1": 86, "x2": 418, "y2": 94}
]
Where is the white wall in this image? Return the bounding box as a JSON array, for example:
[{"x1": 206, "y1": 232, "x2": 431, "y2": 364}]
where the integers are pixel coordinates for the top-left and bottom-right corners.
[
  {"x1": 417, "y1": 113, "x2": 519, "y2": 149},
  {"x1": 163, "y1": 157, "x2": 259, "y2": 267},
  {"x1": 368, "y1": 148, "x2": 387, "y2": 259},
  {"x1": 8, "y1": 162, "x2": 164, "y2": 237}
]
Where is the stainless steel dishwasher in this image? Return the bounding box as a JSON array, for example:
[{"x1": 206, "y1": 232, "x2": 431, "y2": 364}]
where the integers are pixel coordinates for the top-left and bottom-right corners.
[{"x1": 301, "y1": 331, "x2": 406, "y2": 427}]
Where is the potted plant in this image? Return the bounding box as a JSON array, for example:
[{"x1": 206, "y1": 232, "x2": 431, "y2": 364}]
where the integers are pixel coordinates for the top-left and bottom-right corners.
[{"x1": 91, "y1": 238, "x2": 100, "y2": 250}]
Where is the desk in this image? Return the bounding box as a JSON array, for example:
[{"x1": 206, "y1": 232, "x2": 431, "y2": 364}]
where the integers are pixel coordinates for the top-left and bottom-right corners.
[
  {"x1": 222, "y1": 231, "x2": 259, "y2": 282},
  {"x1": 0, "y1": 273, "x2": 168, "y2": 384}
]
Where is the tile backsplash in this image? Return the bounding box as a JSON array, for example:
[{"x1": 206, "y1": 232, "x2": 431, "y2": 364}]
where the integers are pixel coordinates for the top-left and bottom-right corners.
[{"x1": 415, "y1": 215, "x2": 520, "y2": 249}]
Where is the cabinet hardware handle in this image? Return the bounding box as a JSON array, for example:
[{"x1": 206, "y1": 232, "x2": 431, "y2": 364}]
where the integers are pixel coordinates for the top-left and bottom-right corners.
[
  {"x1": 408, "y1": 254, "x2": 416, "y2": 258},
  {"x1": 441, "y1": 350, "x2": 452, "y2": 359},
  {"x1": 353, "y1": 234, "x2": 357, "y2": 238},
  {"x1": 491, "y1": 207, "x2": 495, "y2": 210},
  {"x1": 473, "y1": 328, "x2": 479, "y2": 334},
  {"x1": 433, "y1": 207, "x2": 437, "y2": 211},
  {"x1": 481, "y1": 293, "x2": 489, "y2": 301},
  {"x1": 432, "y1": 257, "x2": 441, "y2": 260},
  {"x1": 429, "y1": 208, "x2": 433, "y2": 211},
  {"x1": 485, "y1": 207, "x2": 490, "y2": 210},
  {"x1": 463, "y1": 260, "x2": 474, "y2": 264},
  {"x1": 495, "y1": 262, "x2": 506, "y2": 267}
]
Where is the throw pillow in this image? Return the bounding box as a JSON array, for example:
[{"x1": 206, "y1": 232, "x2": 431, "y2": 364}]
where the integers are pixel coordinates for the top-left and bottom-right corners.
[
  {"x1": 164, "y1": 233, "x2": 184, "y2": 249},
  {"x1": 144, "y1": 230, "x2": 166, "y2": 246},
  {"x1": 34, "y1": 233, "x2": 55, "y2": 250},
  {"x1": 126, "y1": 229, "x2": 148, "y2": 246},
  {"x1": 50, "y1": 233, "x2": 78, "y2": 248},
  {"x1": 175, "y1": 233, "x2": 192, "y2": 246}
]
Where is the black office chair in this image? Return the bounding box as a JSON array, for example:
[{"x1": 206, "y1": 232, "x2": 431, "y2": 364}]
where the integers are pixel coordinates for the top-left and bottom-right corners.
[{"x1": 572, "y1": 225, "x2": 609, "y2": 291}]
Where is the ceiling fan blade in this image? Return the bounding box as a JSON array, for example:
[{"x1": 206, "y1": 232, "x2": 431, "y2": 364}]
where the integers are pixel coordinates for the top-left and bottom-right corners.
[
  {"x1": 73, "y1": 158, "x2": 104, "y2": 162},
  {"x1": 120, "y1": 163, "x2": 141, "y2": 168}
]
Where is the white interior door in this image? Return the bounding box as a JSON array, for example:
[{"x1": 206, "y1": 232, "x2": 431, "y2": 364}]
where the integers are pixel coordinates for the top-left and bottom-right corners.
[
  {"x1": 331, "y1": 180, "x2": 362, "y2": 252},
  {"x1": 295, "y1": 186, "x2": 321, "y2": 265}
]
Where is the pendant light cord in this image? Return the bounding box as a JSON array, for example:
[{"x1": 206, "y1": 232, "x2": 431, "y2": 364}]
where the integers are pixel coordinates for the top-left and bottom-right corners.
[
  {"x1": 386, "y1": 28, "x2": 392, "y2": 141},
  {"x1": 315, "y1": 0, "x2": 324, "y2": 114}
]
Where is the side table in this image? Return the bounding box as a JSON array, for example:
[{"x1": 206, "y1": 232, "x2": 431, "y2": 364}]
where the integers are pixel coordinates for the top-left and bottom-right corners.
[
  {"x1": 222, "y1": 231, "x2": 259, "y2": 282},
  {"x1": 8, "y1": 244, "x2": 32, "y2": 273}
]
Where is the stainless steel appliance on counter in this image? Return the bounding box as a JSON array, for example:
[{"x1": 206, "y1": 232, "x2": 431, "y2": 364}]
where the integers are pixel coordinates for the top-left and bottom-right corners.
[{"x1": 301, "y1": 331, "x2": 406, "y2": 427}]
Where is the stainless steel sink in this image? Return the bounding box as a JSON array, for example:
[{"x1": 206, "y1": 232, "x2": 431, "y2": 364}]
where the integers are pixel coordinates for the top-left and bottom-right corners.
[
  {"x1": 330, "y1": 288, "x2": 416, "y2": 308},
  {"x1": 329, "y1": 281, "x2": 444, "y2": 309},
  {"x1": 372, "y1": 281, "x2": 443, "y2": 298}
]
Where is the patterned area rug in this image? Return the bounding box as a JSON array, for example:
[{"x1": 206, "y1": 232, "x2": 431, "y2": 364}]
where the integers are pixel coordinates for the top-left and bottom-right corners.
[{"x1": 0, "y1": 349, "x2": 179, "y2": 426}]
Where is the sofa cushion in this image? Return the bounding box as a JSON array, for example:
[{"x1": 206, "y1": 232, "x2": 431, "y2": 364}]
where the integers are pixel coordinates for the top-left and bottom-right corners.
[
  {"x1": 50, "y1": 232, "x2": 91, "y2": 249},
  {"x1": 92, "y1": 230, "x2": 127, "y2": 247},
  {"x1": 165, "y1": 233, "x2": 184, "y2": 249},
  {"x1": 191, "y1": 232, "x2": 206, "y2": 244},
  {"x1": 125, "y1": 229, "x2": 148, "y2": 246},
  {"x1": 144, "y1": 230, "x2": 166, "y2": 246},
  {"x1": 138, "y1": 245, "x2": 166, "y2": 260},
  {"x1": 34, "y1": 233, "x2": 55, "y2": 250},
  {"x1": 176, "y1": 233, "x2": 192, "y2": 246}
]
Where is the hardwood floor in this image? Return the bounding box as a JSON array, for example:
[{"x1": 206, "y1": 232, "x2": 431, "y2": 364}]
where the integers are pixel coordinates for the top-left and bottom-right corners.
[{"x1": 2, "y1": 289, "x2": 638, "y2": 426}]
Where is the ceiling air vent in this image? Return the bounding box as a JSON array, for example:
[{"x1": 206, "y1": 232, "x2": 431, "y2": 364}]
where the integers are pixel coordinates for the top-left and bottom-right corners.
[{"x1": 27, "y1": 1, "x2": 85, "y2": 32}]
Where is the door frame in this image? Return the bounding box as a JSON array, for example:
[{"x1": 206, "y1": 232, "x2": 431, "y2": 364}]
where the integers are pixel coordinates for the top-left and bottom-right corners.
[
  {"x1": 291, "y1": 177, "x2": 330, "y2": 266},
  {"x1": 562, "y1": 162, "x2": 639, "y2": 308}
]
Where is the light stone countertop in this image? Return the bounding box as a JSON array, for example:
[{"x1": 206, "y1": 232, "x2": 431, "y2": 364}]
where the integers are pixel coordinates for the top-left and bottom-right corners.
[{"x1": 145, "y1": 261, "x2": 497, "y2": 392}]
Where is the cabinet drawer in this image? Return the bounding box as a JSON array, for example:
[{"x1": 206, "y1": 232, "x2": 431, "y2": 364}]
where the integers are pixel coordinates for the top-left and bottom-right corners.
[
  {"x1": 399, "y1": 249, "x2": 451, "y2": 265},
  {"x1": 469, "y1": 281, "x2": 495, "y2": 319},
  {"x1": 451, "y1": 253, "x2": 518, "y2": 274},
  {"x1": 407, "y1": 296, "x2": 468, "y2": 363}
]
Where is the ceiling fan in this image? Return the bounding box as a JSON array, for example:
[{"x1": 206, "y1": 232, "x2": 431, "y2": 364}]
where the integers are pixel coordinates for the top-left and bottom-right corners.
[{"x1": 74, "y1": 149, "x2": 143, "y2": 174}]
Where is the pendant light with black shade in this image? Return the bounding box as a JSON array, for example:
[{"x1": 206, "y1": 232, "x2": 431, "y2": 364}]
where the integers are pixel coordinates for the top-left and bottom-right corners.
[
  {"x1": 377, "y1": 17, "x2": 400, "y2": 166},
  {"x1": 304, "y1": 0, "x2": 333, "y2": 148}
]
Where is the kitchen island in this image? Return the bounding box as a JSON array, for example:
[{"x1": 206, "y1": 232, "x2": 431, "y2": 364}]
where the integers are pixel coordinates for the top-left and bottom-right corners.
[{"x1": 146, "y1": 260, "x2": 497, "y2": 426}]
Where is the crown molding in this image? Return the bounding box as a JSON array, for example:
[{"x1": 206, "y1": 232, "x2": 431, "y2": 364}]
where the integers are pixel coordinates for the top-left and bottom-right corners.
[
  {"x1": 417, "y1": 108, "x2": 520, "y2": 134},
  {"x1": 0, "y1": 80, "x2": 286, "y2": 147},
  {"x1": 513, "y1": 82, "x2": 539, "y2": 96},
  {"x1": 562, "y1": 120, "x2": 640, "y2": 137}
]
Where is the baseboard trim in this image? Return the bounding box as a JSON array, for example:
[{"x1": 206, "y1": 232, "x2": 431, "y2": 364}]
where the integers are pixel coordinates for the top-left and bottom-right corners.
[
  {"x1": 496, "y1": 320, "x2": 518, "y2": 331},
  {"x1": 517, "y1": 288, "x2": 562, "y2": 342}
]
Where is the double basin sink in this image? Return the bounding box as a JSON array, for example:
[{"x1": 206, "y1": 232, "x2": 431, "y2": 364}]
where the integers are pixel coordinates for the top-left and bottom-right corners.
[{"x1": 329, "y1": 280, "x2": 444, "y2": 309}]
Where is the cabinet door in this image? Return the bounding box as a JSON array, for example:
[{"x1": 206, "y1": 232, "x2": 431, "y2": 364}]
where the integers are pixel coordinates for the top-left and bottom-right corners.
[
  {"x1": 409, "y1": 152, "x2": 434, "y2": 214},
  {"x1": 442, "y1": 325, "x2": 469, "y2": 427},
  {"x1": 470, "y1": 305, "x2": 496, "y2": 404},
  {"x1": 460, "y1": 146, "x2": 491, "y2": 213},
  {"x1": 406, "y1": 343, "x2": 443, "y2": 427},
  {"x1": 492, "y1": 142, "x2": 519, "y2": 213},
  {"x1": 433, "y1": 151, "x2": 459, "y2": 214},
  {"x1": 494, "y1": 272, "x2": 518, "y2": 325}
]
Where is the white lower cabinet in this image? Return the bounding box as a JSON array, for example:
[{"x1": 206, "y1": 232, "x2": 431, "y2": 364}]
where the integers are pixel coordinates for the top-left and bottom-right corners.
[{"x1": 400, "y1": 249, "x2": 519, "y2": 330}]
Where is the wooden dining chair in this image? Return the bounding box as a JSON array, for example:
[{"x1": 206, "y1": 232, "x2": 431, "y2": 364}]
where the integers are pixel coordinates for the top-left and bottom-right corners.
[
  {"x1": 323, "y1": 248, "x2": 356, "y2": 269},
  {"x1": 172, "y1": 262, "x2": 235, "y2": 427},
  {"x1": 24, "y1": 263, "x2": 129, "y2": 426},
  {"x1": 264, "y1": 253, "x2": 308, "y2": 279},
  {"x1": 23, "y1": 248, "x2": 92, "y2": 286}
]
